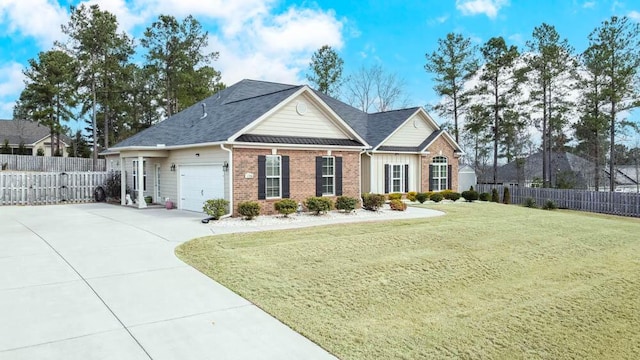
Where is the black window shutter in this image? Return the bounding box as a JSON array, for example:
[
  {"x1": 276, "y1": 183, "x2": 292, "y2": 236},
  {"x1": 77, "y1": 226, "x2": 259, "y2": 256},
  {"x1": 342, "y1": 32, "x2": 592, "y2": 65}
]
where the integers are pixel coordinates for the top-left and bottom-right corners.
[
  {"x1": 282, "y1": 156, "x2": 290, "y2": 198},
  {"x1": 384, "y1": 164, "x2": 390, "y2": 194},
  {"x1": 315, "y1": 157, "x2": 323, "y2": 197},
  {"x1": 404, "y1": 164, "x2": 409, "y2": 193},
  {"x1": 447, "y1": 164, "x2": 453, "y2": 190},
  {"x1": 258, "y1": 155, "x2": 266, "y2": 200},
  {"x1": 335, "y1": 157, "x2": 343, "y2": 196},
  {"x1": 429, "y1": 165, "x2": 434, "y2": 192}
]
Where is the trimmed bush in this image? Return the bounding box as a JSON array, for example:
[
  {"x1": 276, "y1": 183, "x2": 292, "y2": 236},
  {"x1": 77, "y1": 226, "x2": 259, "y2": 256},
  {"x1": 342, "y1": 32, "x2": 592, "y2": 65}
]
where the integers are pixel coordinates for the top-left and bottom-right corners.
[
  {"x1": 415, "y1": 192, "x2": 430, "y2": 204},
  {"x1": 388, "y1": 193, "x2": 403, "y2": 201},
  {"x1": 430, "y1": 193, "x2": 444, "y2": 203},
  {"x1": 305, "y1": 196, "x2": 333, "y2": 215},
  {"x1": 103, "y1": 171, "x2": 130, "y2": 200},
  {"x1": 238, "y1": 201, "x2": 261, "y2": 220},
  {"x1": 203, "y1": 198, "x2": 229, "y2": 220},
  {"x1": 479, "y1": 192, "x2": 491, "y2": 201},
  {"x1": 336, "y1": 196, "x2": 358, "y2": 213},
  {"x1": 491, "y1": 188, "x2": 500, "y2": 203},
  {"x1": 503, "y1": 188, "x2": 511, "y2": 204},
  {"x1": 542, "y1": 200, "x2": 558, "y2": 210},
  {"x1": 406, "y1": 191, "x2": 418, "y2": 202},
  {"x1": 444, "y1": 191, "x2": 461, "y2": 201},
  {"x1": 274, "y1": 199, "x2": 297, "y2": 217},
  {"x1": 362, "y1": 193, "x2": 386, "y2": 211},
  {"x1": 523, "y1": 197, "x2": 537, "y2": 208},
  {"x1": 461, "y1": 190, "x2": 479, "y2": 202},
  {"x1": 389, "y1": 199, "x2": 407, "y2": 211}
]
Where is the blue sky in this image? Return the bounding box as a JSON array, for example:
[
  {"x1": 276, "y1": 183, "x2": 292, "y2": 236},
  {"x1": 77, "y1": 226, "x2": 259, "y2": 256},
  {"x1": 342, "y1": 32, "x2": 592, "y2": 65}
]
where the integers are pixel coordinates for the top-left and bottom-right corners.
[{"x1": 1, "y1": 0, "x2": 639, "y2": 133}]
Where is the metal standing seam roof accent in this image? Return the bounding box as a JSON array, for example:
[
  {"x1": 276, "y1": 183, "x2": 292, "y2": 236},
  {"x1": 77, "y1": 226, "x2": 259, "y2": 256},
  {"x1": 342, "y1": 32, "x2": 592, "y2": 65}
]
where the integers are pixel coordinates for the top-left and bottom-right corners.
[{"x1": 235, "y1": 134, "x2": 364, "y2": 147}]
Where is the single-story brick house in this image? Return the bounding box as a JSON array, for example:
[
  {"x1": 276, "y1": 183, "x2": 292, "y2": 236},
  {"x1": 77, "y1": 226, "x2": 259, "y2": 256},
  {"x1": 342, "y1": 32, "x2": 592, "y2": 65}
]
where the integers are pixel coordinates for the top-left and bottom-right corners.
[{"x1": 104, "y1": 80, "x2": 463, "y2": 215}]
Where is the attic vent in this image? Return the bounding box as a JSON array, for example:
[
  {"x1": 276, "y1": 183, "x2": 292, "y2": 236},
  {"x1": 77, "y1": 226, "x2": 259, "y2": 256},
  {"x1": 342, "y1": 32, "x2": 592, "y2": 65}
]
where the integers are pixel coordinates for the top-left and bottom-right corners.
[{"x1": 200, "y1": 103, "x2": 208, "y2": 119}]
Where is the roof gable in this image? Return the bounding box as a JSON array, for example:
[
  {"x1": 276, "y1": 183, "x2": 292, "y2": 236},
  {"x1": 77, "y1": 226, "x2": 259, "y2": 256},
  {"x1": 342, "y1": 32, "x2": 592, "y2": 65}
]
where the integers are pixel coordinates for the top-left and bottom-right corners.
[
  {"x1": 376, "y1": 109, "x2": 439, "y2": 149},
  {"x1": 0, "y1": 119, "x2": 69, "y2": 145}
]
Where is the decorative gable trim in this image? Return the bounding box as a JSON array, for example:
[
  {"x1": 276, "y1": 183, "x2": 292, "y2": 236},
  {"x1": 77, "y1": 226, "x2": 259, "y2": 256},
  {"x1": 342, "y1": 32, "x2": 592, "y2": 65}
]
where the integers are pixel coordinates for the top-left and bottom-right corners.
[
  {"x1": 228, "y1": 86, "x2": 370, "y2": 148},
  {"x1": 373, "y1": 108, "x2": 440, "y2": 151},
  {"x1": 420, "y1": 130, "x2": 464, "y2": 154}
]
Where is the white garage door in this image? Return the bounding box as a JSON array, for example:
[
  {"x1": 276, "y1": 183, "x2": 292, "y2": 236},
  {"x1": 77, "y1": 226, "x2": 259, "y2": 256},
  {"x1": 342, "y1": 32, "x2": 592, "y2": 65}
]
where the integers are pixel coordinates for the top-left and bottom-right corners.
[{"x1": 179, "y1": 165, "x2": 224, "y2": 212}]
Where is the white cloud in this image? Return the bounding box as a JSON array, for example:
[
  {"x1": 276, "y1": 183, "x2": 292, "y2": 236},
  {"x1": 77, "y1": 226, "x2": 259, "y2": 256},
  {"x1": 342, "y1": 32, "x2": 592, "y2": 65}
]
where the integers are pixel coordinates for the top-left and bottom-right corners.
[
  {"x1": 206, "y1": 5, "x2": 344, "y2": 85},
  {"x1": 428, "y1": 14, "x2": 450, "y2": 26},
  {"x1": 82, "y1": 0, "x2": 148, "y2": 32},
  {"x1": 629, "y1": 10, "x2": 640, "y2": 21},
  {"x1": 0, "y1": 62, "x2": 24, "y2": 98},
  {"x1": 0, "y1": 0, "x2": 68, "y2": 47},
  {"x1": 508, "y1": 33, "x2": 524, "y2": 46},
  {"x1": 583, "y1": 1, "x2": 596, "y2": 9},
  {"x1": 456, "y1": 0, "x2": 509, "y2": 19}
]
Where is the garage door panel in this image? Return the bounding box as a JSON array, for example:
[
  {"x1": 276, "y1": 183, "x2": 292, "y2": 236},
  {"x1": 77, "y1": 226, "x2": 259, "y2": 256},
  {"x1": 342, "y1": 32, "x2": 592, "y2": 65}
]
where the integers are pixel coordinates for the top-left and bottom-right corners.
[{"x1": 179, "y1": 165, "x2": 224, "y2": 212}]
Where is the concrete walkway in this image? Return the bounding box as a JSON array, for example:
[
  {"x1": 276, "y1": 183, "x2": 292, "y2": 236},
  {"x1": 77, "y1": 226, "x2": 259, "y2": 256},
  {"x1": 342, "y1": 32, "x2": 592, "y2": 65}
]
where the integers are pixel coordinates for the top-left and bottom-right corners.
[{"x1": 0, "y1": 203, "x2": 442, "y2": 359}]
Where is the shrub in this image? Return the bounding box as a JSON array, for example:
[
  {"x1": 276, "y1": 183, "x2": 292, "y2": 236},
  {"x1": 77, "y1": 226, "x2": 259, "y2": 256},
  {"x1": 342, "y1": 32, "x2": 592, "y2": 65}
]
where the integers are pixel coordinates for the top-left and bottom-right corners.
[
  {"x1": 440, "y1": 189, "x2": 454, "y2": 199},
  {"x1": 336, "y1": 196, "x2": 358, "y2": 213},
  {"x1": 523, "y1": 197, "x2": 537, "y2": 208},
  {"x1": 542, "y1": 200, "x2": 558, "y2": 210},
  {"x1": 461, "y1": 190, "x2": 479, "y2": 202},
  {"x1": 503, "y1": 188, "x2": 511, "y2": 204},
  {"x1": 415, "y1": 192, "x2": 430, "y2": 204},
  {"x1": 362, "y1": 193, "x2": 386, "y2": 211},
  {"x1": 491, "y1": 188, "x2": 500, "y2": 203},
  {"x1": 479, "y1": 192, "x2": 491, "y2": 201},
  {"x1": 406, "y1": 191, "x2": 418, "y2": 202},
  {"x1": 203, "y1": 198, "x2": 229, "y2": 220},
  {"x1": 388, "y1": 193, "x2": 403, "y2": 201},
  {"x1": 304, "y1": 196, "x2": 333, "y2": 215},
  {"x1": 103, "y1": 171, "x2": 129, "y2": 200},
  {"x1": 237, "y1": 201, "x2": 261, "y2": 220},
  {"x1": 389, "y1": 199, "x2": 407, "y2": 211},
  {"x1": 430, "y1": 193, "x2": 444, "y2": 203},
  {"x1": 274, "y1": 199, "x2": 297, "y2": 217},
  {"x1": 444, "y1": 191, "x2": 461, "y2": 201}
]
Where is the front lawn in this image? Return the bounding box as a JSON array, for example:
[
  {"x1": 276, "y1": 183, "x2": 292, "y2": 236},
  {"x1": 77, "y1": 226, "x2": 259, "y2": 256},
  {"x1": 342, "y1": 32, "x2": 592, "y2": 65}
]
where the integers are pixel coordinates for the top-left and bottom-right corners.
[{"x1": 176, "y1": 203, "x2": 640, "y2": 359}]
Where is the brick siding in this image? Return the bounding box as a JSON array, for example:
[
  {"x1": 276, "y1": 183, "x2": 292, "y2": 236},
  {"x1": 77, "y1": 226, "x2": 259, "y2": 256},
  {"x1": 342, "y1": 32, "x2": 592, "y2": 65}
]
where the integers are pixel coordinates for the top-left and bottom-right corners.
[
  {"x1": 421, "y1": 136, "x2": 460, "y2": 192},
  {"x1": 233, "y1": 148, "x2": 360, "y2": 216}
]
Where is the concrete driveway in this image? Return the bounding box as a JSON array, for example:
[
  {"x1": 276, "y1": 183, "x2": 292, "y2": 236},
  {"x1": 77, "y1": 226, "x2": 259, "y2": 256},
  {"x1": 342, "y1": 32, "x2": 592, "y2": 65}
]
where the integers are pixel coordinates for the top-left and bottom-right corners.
[{"x1": 0, "y1": 204, "x2": 336, "y2": 360}]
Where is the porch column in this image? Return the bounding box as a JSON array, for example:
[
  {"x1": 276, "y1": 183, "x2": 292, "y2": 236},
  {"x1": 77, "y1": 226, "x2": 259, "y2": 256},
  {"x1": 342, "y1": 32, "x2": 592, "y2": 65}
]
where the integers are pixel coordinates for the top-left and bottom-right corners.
[
  {"x1": 137, "y1": 156, "x2": 146, "y2": 208},
  {"x1": 120, "y1": 156, "x2": 126, "y2": 205}
]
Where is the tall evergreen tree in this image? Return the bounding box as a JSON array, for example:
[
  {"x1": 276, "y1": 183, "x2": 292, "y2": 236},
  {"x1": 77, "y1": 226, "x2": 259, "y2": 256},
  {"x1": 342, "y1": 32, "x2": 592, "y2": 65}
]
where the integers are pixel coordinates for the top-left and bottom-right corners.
[
  {"x1": 425, "y1": 33, "x2": 479, "y2": 143},
  {"x1": 475, "y1": 37, "x2": 524, "y2": 184},
  {"x1": 58, "y1": 4, "x2": 134, "y2": 163},
  {"x1": 17, "y1": 50, "x2": 77, "y2": 156},
  {"x1": 525, "y1": 23, "x2": 576, "y2": 187},
  {"x1": 588, "y1": 16, "x2": 640, "y2": 191},
  {"x1": 306, "y1": 45, "x2": 344, "y2": 97},
  {"x1": 141, "y1": 14, "x2": 222, "y2": 118}
]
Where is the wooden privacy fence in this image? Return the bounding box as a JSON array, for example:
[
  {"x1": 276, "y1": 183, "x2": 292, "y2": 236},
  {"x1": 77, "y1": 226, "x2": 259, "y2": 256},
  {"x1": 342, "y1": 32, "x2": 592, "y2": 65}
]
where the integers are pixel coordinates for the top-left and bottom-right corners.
[
  {"x1": 0, "y1": 154, "x2": 106, "y2": 172},
  {"x1": 475, "y1": 184, "x2": 640, "y2": 217},
  {"x1": 0, "y1": 171, "x2": 108, "y2": 205}
]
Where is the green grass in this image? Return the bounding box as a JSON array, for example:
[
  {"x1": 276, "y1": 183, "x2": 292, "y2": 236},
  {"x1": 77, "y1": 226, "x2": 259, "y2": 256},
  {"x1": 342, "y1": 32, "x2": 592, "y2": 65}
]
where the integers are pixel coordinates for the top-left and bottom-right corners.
[{"x1": 176, "y1": 203, "x2": 640, "y2": 359}]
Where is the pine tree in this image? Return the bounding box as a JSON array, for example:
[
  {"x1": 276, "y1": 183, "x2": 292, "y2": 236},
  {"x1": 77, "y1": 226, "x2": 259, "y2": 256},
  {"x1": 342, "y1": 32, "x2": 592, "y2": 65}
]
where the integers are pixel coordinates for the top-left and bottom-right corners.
[{"x1": 306, "y1": 45, "x2": 344, "y2": 97}]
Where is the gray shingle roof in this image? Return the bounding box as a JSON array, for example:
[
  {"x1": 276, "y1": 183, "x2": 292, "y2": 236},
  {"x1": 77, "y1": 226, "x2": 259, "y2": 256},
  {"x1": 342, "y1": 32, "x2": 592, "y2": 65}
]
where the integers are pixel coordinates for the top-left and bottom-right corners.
[
  {"x1": 111, "y1": 80, "x2": 302, "y2": 148},
  {"x1": 0, "y1": 119, "x2": 54, "y2": 145},
  {"x1": 110, "y1": 79, "x2": 455, "y2": 153}
]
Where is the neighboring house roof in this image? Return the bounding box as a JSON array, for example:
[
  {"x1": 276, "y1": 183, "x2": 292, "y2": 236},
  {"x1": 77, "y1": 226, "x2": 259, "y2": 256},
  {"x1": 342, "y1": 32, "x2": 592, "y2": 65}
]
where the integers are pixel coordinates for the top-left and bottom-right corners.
[
  {"x1": 109, "y1": 79, "x2": 462, "y2": 154},
  {"x1": 0, "y1": 119, "x2": 69, "y2": 146},
  {"x1": 480, "y1": 151, "x2": 597, "y2": 186},
  {"x1": 606, "y1": 165, "x2": 639, "y2": 186}
]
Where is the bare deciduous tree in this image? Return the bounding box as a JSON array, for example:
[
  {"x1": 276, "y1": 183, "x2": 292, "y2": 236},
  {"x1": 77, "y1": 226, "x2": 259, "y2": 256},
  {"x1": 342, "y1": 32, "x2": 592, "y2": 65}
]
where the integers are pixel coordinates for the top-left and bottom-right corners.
[{"x1": 343, "y1": 64, "x2": 409, "y2": 112}]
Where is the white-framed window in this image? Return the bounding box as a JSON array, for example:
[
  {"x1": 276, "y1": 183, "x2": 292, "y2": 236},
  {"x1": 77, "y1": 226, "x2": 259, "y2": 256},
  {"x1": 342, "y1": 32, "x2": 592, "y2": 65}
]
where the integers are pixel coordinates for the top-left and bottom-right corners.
[
  {"x1": 132, "y1": 160, "x2": 147, "y2": 191},
  {"x1": 265, "y1": 155, "x2": 281, "y2": 198},
  {"x1": 322, "y1": 156, "x2": 335, "y2": 196},
  {"x1": 391, "y1": 164, "x2": 405, "y2": 193},
  {"x1": 432, "y1": 156, "x2": 447, "y2": 191}
]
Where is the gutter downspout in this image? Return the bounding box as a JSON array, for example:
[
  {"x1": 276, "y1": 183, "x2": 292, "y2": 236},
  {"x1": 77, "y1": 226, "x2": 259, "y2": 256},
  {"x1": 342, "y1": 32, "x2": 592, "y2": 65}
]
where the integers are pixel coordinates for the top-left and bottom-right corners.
[{"x1": 220, "y1": 144, "x2": 233, "y2": 219}]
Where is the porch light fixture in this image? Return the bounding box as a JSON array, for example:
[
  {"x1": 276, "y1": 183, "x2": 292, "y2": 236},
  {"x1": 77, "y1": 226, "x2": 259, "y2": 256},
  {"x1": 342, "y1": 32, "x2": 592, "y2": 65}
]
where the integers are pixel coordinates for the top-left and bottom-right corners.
[
  {"x1": 223, "y1": 161, "x2": 229, "y2": 172},
  {"x1": 170, "y1": 163, "x2": 176, "y2": 172}
]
